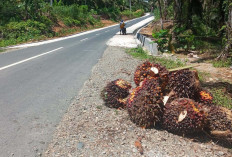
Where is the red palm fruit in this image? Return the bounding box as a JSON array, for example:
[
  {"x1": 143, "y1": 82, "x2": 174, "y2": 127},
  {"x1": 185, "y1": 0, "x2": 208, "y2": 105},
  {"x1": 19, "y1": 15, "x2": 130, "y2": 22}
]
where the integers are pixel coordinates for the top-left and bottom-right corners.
[
  {"x1": 197, "y1": 89, "x2": 213, "y2": 105},
  {"x1": 162, "y1": 98, "x2": 207, "y2": 134},
  {"x1": 168, "y1": 69, "x2": 200, "y2": 99},
  {"x1": 206, "y1": 105, "x2": 232, "y2": 144},
  {"x1": 127, "y1": 78, "x2": 164, "y2": 128},
  {"x1": 134, "y1": 61, "x2": 169, "y2": 88},
  {"x1": 101, "y1": 79, "x2": 132, "y2": 108}
]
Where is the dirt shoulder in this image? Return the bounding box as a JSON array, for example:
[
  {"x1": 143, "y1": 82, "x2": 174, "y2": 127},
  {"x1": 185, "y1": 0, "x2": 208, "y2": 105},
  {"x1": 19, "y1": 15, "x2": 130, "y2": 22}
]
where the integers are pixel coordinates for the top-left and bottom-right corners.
[{"x1": 44, "y1": 46, "x2": 231, "y2": 157}]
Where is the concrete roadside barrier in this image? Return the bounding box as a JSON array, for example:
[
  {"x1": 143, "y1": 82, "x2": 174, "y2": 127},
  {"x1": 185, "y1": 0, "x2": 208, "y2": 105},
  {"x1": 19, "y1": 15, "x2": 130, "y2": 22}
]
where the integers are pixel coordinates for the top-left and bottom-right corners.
[{"x1": 135, "y1": 25, "x2": 160, "y2": 56}]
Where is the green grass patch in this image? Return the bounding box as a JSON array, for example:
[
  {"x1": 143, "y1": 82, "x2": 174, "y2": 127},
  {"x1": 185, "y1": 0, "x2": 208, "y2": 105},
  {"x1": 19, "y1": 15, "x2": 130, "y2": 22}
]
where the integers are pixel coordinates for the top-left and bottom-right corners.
[
  {"x1": 212, "y1": 58, "x2": 232, "y2": 68},
  {"x1": 126, "y1": 47, "x2": 185, "y2": 69},
  {"x1": 197, "y1": 71, "x2": 211, "y2": 82},
  {"x1": 121, "y1": 9, "x2": 144, "y2": 19},
  {"x1": 150, "y1": 57, "x2": 185, "y2": 69},
  {"x1": 210, "y1": 88, "x2": 232, "y2": 109},
  {"x1": 126, "y1": 47, "x2": 152, "y2": 59},
  {"x1": 0, "y1": 48, "x2": 5, "y2": 53}
]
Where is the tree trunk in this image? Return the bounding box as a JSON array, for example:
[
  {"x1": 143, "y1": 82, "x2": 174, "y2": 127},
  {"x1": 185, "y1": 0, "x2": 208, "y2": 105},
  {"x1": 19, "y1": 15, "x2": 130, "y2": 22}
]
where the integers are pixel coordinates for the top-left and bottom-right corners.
[
  {"x1": 163, "y1": 0, "x2": 168, "y2": 20},
  {"x1": 217, "y1": 1, "x2": 232, "y2": 60},
  {"x1": 157, "y1": 0, "x2": 163, "y2": 29},
  {"x1": 172, "y1": 0, "x2": 182, "y2": 43}
]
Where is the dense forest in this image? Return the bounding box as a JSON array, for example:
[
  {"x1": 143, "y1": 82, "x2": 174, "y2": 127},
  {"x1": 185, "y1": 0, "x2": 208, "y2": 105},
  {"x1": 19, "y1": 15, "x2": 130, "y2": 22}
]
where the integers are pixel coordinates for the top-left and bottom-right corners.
[
  {"x1": 152, "y1": 0, "x2": 231, "y2": 61},
  {"x1": 0, "y1": 0, "x2": 148, "y2": 47}
]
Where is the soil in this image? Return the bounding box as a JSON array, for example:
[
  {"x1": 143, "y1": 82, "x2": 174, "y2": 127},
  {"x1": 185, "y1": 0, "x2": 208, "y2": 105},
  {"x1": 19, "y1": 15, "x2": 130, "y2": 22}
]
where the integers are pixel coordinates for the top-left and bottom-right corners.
[
  {"x1": 140, "y1": 20, "x2": 173, "y2": 38},
  {"x1": 52, "y1": 19, "x2": 117, "y2": 35},
  {"x1": 100, "y1": 19, "x2": 117, "y2": 27}
]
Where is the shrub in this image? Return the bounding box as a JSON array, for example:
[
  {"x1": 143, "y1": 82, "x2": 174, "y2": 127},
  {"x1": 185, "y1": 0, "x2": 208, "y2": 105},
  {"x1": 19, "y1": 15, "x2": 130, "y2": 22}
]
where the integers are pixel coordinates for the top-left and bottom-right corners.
[
  {"x1": 152, "y1": 29, "x2": 170, "y2": 52},
  {"x1": 212, "y1": 58, "x2": 232, "y2": 68},
  {"x1": 0, "y1": 20, "x2": 52, "y2": 47}
]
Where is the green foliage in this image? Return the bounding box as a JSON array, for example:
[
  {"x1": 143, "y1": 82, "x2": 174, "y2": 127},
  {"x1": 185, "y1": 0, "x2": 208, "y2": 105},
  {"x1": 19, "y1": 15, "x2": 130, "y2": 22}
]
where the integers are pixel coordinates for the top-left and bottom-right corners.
[
  {"x1": 63, "y1": 18, "x2": 80, "y2": 26},
  {"x1": 126, "y1": 47, "x2": 151, "y2": 59},
  {"x1": 0, "y1": 0, "x2": 148, "y2": 47},
  {"x1": 98, "y1": 7, "x2": 121, "y2": 21},
  {"x1": 152, "y1": 29, "x2": 170, "y2": 52},
  {"x1": 126, "y1": 47, "x2": 185, "y2": 69},
  {"x1": 54, "y1": 0, "x2": 64, "y2": 6},
  {"x1": 176, "y1": 29, "x2": 196, "y2": 51},
  {"x1": 192, "y1": 15, "x2": 217, "y2": 36},
  {"x1": 197, "y1": 71, "x2": 210, "y2": 82},
  {"x1": 210, "y1": 88, "x2": 232, "y2": 109},
  {"x1": 212, "y1": 58, "x2": 232, "y2": 68},
  {"x1": 150, "y1": 57, "x2": 185, "y2": 69},
  {"x1": 0, "y1": 20, "x2": 53, "y2": 47},
  {"x1": 121, "y1": 9, "x2": 144, "y2": 18},
  {"x1": 52, "y1": 4, "x2": 98, "y2": 26},
  {"x1": 134, "y1": 9, "x2": 144, "y2": 17},
  {"x1": 153, "y1": 8, "x2": 160, "y2": 20}
]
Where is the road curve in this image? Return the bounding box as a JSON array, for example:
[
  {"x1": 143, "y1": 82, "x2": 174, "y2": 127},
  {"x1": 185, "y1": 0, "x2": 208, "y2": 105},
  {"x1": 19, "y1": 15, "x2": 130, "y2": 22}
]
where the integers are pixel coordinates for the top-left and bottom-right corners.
[{"x1": 0, "y1": 14, "x2": 152, "y2": 156}]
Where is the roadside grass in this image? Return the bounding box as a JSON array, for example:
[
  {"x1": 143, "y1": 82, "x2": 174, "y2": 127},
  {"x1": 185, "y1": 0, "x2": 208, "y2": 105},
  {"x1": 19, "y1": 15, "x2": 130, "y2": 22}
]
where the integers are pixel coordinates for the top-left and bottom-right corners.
[
  {"x1": 197, "y1": 71, "x2": 210, "y2": 82},
  {"x1": 211, "y1": 58, "x2": 232, "y2": 68},
  {"x1": 0, "y1": 48, "x2": 5, "y2": 53},
  {"x1": 192, "y1": 71, "x2": 232, "y2": 109},
  {"x1": 126, "y1": 47, "x2": 152, "y2": 59},
  {"x1": 126, "y1": 47, "x2": 185, "y2": 69},
  {"x1": 210, "y1": 88, "x2": 232, "y2": 109}
]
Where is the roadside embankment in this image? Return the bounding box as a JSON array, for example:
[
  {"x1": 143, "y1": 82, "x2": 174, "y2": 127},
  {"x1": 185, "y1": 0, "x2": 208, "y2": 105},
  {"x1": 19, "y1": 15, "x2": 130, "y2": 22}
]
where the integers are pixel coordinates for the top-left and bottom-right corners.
[{"x1": 44, "y1": 46, "x2": 231, "y2": 156}]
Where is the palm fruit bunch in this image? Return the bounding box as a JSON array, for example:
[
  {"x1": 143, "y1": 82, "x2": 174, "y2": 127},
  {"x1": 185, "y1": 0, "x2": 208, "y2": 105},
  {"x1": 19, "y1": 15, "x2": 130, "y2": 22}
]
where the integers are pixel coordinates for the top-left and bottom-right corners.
[
  {"x1": 134, "y1": 61, "x2": 154, "y2": 86},
  {"x1": 206, "y1": 105, "x2": 232, "y2": 143},
  {"x1": 127, "y1": 78, "x2": 165, "y2": 128},
  {"x1": 162, "y1": 98, "x2": 206, "y2": 134},
  {"x1": 168, "y1": 69, "x2": 200, "y2": 99},
  {"x1": 153, "y1": 63, "x2": 169, "y2": 89},
  {"x1": 196, "y1": 88, "x2": 214, "y2": 105},
  {"x1": 101, "y1": 79, "x2": 132, "y2": 108},
  {"x1": 134, "y1": 61, "x2": 169, "y2": 88}
]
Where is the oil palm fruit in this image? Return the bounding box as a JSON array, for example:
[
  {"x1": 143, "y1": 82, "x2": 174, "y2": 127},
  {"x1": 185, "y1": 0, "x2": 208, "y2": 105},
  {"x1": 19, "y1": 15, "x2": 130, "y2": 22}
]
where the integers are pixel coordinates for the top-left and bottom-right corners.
[
  {"x1": 134, "y1": 61, "x2": 169, "y2": 88},
  {"x1": 206, "y1": 105, "x2": 232, "y2": 143},
  {"x1": 162, "y1": 98, "x2": 206, "y2": 134},
  {"x1": 168, "y1": 70, "x2": 200, "y2": 99},
  {"x1": 127, "y1": 78, "x2": 164, "y2": 128},
  {"x1": 101, "y1": 79, "x2": 132, "y2": 108},
  {"x1": 197, "y1": 89, "x2": 213, "y2": 105},
  {"x1": 153, "y1": 63, "x2": 169, "y2": 89},
  {"x1": 134, "y1": 61, "x2": 154, "y2": 86}
]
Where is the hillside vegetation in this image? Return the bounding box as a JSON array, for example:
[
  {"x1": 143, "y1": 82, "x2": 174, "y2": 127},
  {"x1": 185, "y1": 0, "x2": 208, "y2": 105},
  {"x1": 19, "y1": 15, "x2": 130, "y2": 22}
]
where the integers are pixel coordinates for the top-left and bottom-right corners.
[{"x1": 0, "y1": 0, "x2": 148, "y2": 47}]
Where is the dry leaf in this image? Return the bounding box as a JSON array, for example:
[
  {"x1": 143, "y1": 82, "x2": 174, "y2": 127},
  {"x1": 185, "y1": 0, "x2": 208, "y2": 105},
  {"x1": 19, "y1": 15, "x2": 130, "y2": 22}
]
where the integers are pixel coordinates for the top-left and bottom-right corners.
[
  {"x1": 134, "y1": 140, "x2": 144, "y2": 155},
  {"x1": 178, "y1": 110, "x2": 187, "y2": 122}
]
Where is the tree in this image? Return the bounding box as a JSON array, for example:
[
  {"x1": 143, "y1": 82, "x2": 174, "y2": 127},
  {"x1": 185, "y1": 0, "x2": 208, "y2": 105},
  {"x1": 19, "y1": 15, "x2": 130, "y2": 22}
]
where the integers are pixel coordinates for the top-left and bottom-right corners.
[{"x1": 217, "y1": 0, "x2": 232, "y2": 60}]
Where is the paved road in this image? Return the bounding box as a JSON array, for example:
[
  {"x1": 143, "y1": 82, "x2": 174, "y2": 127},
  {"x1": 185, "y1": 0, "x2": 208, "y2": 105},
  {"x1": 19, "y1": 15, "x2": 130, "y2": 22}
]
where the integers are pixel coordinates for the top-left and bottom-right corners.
[{"x1": 0, "y1": 15, "x2": 152, "y2": 156}]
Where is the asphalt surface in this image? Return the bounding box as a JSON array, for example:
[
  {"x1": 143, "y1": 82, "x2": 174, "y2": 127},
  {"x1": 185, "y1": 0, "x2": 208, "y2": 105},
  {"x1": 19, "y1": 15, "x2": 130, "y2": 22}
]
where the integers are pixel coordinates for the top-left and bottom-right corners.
[{"x1": 0, "y1": 15, "x2": 152, "y2": 156}]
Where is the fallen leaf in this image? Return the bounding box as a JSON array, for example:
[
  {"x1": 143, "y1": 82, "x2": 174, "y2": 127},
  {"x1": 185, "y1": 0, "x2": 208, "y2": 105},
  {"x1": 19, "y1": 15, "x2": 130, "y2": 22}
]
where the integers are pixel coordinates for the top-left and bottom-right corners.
[{"x1": 134, "y1": 140, "x2": 143, "y2": 155}]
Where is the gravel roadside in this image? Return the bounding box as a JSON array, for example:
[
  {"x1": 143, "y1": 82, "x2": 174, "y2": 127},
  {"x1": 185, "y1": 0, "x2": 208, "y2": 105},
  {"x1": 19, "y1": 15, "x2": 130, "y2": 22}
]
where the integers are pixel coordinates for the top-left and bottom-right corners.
[{"x1": 44, "y1": 46, "x2": 231, "y2": 157}]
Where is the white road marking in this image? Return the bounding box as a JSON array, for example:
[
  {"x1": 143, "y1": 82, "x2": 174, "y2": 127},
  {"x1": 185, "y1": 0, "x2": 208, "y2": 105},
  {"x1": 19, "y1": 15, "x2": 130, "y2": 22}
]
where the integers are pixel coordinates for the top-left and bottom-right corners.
[
  {"x1": 80, "y1": 38, "x2": 88, "y2": 42},
  {"x1": 95, "y1": 34, "x2": 100, "y2": 35},
  {"x1": 105, "y1": 30, "x2": 109, "y2": 32},
  {"x1": 0, "y1": 47, "x2": 63, "y2": 71}
]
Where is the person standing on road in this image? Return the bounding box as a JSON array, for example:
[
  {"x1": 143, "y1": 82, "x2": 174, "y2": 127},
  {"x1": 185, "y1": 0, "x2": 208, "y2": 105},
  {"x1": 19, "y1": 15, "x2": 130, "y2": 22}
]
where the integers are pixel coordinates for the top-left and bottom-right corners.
[{"x1": 119, "y1": 20, "x2": 125, "y2": 35}]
